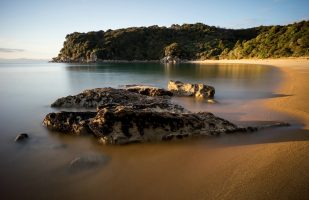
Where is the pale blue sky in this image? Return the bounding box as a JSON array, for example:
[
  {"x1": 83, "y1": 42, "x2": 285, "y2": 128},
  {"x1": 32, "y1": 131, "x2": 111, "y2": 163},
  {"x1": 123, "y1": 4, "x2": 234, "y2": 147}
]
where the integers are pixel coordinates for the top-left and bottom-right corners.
[{"x1": 0, "y1": 0, "x2": 308, "y2": 59}]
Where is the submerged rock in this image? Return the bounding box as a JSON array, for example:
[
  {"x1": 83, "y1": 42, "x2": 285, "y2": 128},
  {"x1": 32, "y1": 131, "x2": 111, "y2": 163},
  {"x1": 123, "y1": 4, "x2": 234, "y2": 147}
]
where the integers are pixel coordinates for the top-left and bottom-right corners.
[
  {"x1": 15, "y1": 133, "x2": 29, "y2": 142},
  {"x1": 69, "y1": 155, "x2": 109, "y2": 170},
  {"x1": 168, "y1": 80, "x2": 215, "y2": 98},
  {"x1": 125, "y1": 85, "x2": 173, "y2": 97}
]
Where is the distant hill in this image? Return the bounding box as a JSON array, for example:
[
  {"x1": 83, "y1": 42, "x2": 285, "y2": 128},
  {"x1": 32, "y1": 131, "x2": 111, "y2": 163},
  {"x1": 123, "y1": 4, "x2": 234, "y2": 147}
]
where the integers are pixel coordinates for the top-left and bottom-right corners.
[{"x1": 53, "y1": 20, "x2": 309, "y2": 62}]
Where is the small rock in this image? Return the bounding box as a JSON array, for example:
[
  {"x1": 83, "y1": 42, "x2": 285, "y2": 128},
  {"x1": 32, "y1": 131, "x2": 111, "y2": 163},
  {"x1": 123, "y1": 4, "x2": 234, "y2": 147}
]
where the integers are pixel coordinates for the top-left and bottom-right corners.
[
  {"x1": 15, "y1": 133, "x2": 29, "y2": 142},
  {"x1": 168, "y1": 80, "x2": 215, "y2": 98},
  {"x1": 69, "y1": 155, "x2": 109, "y2": 170},
  {"x1": 207, "y1": 99, "x2": 218, "y2": 104},
  {"x1": 160, "y1": 56, "x2": 180, "y2": 64}
]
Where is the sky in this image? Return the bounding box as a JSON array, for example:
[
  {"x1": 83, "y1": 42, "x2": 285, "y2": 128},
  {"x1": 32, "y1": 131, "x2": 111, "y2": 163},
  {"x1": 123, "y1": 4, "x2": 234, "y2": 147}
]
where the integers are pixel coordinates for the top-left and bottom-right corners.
[{"x1": 0, "y1": 0, "x2": 308, "y2": 59}]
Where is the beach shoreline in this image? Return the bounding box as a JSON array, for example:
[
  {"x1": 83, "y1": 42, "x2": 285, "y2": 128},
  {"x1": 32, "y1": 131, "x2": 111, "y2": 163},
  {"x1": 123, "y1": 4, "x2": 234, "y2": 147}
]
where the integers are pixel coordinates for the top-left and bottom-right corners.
[
  {"x1": 1, "y1": 58, "x2": 308, "y2": 200},
  {"x1": 190, "y1": 58, "x2": 309, "y2": 129}
]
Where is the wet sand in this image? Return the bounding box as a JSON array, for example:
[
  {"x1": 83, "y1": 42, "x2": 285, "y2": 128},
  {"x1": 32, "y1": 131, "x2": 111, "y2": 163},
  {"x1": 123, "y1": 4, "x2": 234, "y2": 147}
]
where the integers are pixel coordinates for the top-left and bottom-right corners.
[
  {"x1": 192, "y1": 58, "x2": 309, "y2": 128},
  {"x1": 175, "y1": 58, "x2": 309, "y2": 199}
]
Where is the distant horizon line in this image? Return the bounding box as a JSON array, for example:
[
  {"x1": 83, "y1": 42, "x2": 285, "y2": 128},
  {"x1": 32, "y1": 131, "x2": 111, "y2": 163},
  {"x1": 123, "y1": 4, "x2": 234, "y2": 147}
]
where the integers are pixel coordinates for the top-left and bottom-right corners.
[{"x1": 0, "y1": 58, "x2": 49, "y2": 60}]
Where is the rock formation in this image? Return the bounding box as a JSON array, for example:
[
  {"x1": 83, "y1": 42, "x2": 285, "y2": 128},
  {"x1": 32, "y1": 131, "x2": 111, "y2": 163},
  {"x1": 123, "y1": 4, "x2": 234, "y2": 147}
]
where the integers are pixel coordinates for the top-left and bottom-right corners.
[
  {"x1": 43, "y1": 111, "x2": 97, "y2": 135},
  {"x1": 44, "y1": 104, "x2": 245, "y2": 144},
  {"x1": 44, "y1": 86, "x2": 239, "y2": 144},
  {"x1": 160, "y1": 56, "x2": 181, "y2": 64},
  {"x1": 125, "y1": 85, "x2": 173, "y2": 97},
  {"x1": 168, "y1": 80, "x2": 215, "y2": 98},
  {"x1": 51, "y1": 87, "x2": 181, "y2": 112},
  {"x1": 15, "y1": 133, "x2": 29, "y2": 142},
  {"x1": 44, "y1": 85, "x2": 288, "y2": 145}
]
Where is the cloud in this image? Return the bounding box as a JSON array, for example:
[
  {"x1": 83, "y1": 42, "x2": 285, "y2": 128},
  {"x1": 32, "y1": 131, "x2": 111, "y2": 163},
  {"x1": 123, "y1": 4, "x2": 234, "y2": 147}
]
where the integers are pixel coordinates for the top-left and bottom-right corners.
[{"x1": 0, "y1": 48, "x2": 25, "y2": 53}]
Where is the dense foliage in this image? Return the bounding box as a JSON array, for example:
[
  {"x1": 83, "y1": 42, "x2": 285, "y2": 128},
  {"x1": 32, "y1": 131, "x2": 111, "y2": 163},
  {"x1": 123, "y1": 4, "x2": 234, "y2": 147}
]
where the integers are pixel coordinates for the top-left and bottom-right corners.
[{"x1": 54, "y1": 21, "x2": 309, "y2": 62}]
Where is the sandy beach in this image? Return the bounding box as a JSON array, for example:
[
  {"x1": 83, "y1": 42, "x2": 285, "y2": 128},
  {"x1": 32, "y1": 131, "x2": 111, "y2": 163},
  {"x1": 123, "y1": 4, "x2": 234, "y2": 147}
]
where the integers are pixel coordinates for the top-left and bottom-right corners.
[
  {"x1": 192, "y1": 58, "x2": 309, "y2": 128},
  {"x1": 100, "y1": 58, "x2": 309, "y2": 200},
  {"x1": 159, "y1": 58, "x2": 309, "y2": 200}
]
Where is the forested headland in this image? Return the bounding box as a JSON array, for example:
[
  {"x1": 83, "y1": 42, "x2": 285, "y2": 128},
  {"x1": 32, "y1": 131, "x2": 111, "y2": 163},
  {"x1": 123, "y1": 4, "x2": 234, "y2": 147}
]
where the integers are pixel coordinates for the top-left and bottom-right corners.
[{"x1": 53, "y1": 20, "x2": 309, "y2": 62}]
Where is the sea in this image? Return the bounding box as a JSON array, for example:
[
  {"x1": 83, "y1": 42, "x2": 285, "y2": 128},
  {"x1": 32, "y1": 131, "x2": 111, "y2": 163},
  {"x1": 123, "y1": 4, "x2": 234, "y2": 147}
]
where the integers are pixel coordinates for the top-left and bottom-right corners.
[{"x1": 0, "y1": 61, "x2": 297, "y2": 199}]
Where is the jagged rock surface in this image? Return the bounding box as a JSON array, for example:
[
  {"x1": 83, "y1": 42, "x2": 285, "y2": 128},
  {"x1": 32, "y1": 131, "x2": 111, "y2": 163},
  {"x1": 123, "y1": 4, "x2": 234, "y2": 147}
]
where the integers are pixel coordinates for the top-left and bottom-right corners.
[
  {"x1": 89, "y1": 106, "x2": 243, "y2": 144},
  {"x1": 51, "y1": 87, "x2": 183, "y2": 112},
  {"x1": 43, "y1": 112, "x2": 97, "y2": 135},
  {"x1": 125, "y1": 85, "x2": 173, "y2": 97},
  {"x1": 43, "y1": 105, "x2": 243, "y2": 144},
  {"x1": 168, "y1": 80, "x2": 215, "y2": 98},
  {"x1": 44, "y1": 86, "x2": 289, "y2": 145}
]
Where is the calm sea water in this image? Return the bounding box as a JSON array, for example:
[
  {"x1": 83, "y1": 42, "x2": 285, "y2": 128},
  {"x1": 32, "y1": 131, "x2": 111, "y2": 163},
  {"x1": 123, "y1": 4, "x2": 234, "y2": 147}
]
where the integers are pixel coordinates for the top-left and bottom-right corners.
[{"x1": 0, "y1": 61, "x2": 291, "y2": 199}]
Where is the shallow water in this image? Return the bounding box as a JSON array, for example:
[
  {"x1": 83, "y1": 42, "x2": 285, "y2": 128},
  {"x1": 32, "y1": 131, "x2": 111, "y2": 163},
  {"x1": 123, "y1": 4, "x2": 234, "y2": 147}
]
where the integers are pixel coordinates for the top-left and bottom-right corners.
[{"x1": 0, "y1": 62, "x2": 302, "y2": 199}]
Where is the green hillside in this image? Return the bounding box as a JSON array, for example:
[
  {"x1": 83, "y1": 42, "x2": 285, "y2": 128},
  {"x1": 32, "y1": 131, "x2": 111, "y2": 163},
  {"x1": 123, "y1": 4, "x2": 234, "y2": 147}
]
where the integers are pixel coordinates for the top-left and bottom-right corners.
[{"x1": 53, "y1": 20, "x2": 309, "y2": 62}]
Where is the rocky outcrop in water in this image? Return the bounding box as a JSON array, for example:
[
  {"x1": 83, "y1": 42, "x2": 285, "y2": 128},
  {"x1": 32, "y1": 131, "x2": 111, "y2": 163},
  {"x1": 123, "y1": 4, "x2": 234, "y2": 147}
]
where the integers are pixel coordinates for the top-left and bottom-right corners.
[
  {"x1": 160, "y1": 56, "x2": 181, "y2": 64},
  {"x1": 44, "y1": 86, "x2": 242, "y2": 144},
  {"x1": 44, "y1": 86, "x2": 289, "y2": 145},
  {"x1": 168, "y1": 80, "x2": 215, "y2": 98},
  {"x1": 51, "y1": 87, "x2": 182, "y2": 112},
  {"x1": 15, "y1": 133, "x2": 29, "y2": 142},
  {"x1": 44, "y1": 104, "x2": 245, "y2": 144}
]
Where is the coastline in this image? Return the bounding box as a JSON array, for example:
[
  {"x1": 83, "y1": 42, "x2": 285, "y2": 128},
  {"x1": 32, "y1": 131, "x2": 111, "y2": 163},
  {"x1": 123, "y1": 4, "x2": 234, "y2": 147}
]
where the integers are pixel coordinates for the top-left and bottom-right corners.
[
  {"x1": 118, "y1": 58, "x2": 309, "y2": 200},
  {"x1": 190, "y1": 58, "x2": 309, "y2": 129},
  {"x1": 51, "y1": 57, "x2": 309, "y2": 128},
  {"x1": 2, "y1": 58, "x2": 308, "y2": 199},
  {"x1": 49, "y1": 59, "x2": 161, "y2": 64}
]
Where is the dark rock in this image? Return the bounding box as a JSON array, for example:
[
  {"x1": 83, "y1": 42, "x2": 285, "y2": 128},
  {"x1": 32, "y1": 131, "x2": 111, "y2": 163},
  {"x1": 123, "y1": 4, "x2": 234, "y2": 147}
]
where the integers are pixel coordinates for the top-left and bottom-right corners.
[
  {"x1": 51, "y1": 87, "x2": 181, "y2": 111},
  {"x1": 15, "y1": 133, "x2": 29, "y2": 142},
  {"x1": 246, "y1": 126, "x2": 258, "y2": 132},
  {"x1": 43, "y1": 111, "x2": 97, "y2": 135},
  {"x1": 168, "y1": 80, "x2": 215, "y2": 98},
  {"x1": 44, "y1": 105, "x2": 240, "y2": 145},
  {"x1": 44, "y1": 87, "x2": 290, "y2": 145},
  {"x1": 97, "y1": 101, "x2": 186, "y2": 114},
  {"x1": 125, "y1": 85, "x2": 173, "y2": 97}
]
